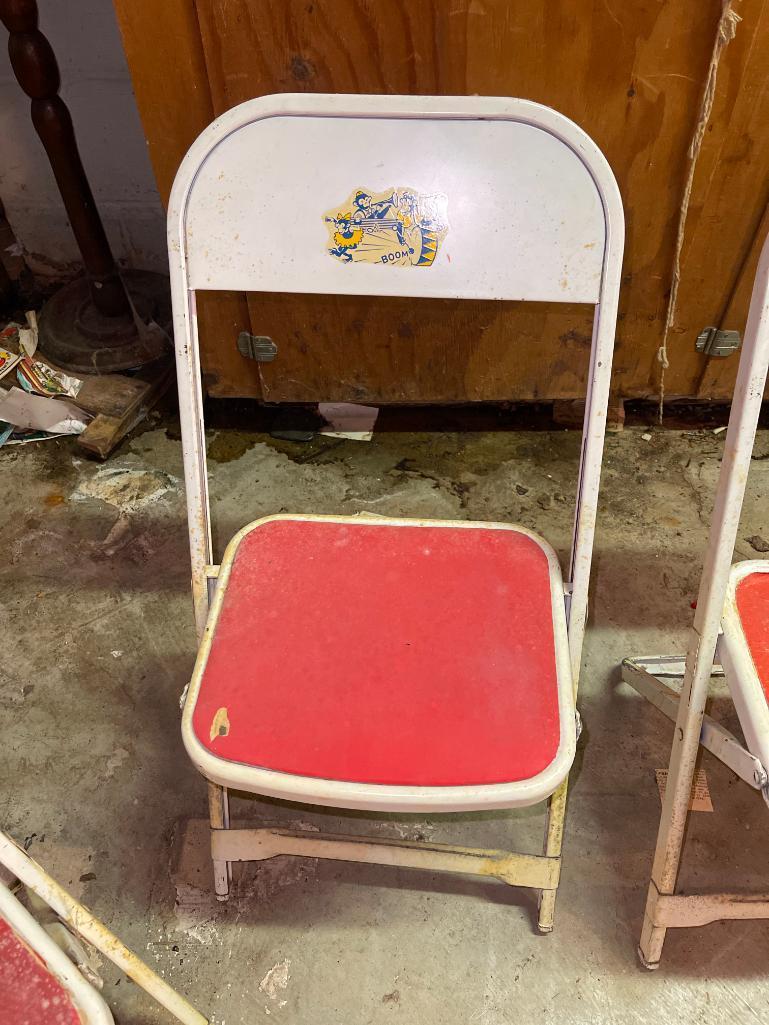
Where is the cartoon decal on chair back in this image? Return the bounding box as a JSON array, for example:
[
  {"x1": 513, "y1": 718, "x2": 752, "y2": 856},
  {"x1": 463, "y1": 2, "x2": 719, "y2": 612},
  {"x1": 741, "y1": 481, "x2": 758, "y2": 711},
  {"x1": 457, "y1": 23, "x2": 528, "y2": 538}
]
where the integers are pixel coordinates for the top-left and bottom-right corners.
[{"x1": 324, "y1": 187, "x2": 448, "y2": 266}]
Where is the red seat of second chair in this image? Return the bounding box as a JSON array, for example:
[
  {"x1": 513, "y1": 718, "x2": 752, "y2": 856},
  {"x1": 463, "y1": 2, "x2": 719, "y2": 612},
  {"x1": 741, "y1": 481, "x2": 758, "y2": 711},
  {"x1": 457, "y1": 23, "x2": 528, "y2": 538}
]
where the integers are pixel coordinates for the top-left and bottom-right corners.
[
  {"x1": 0, "y1": 918, "x2": 83, "y2": 1025},
  {"x1": 720, "y1": 562, "x2": 769, "y2": 769},
  {"x1": 735, "y1": 568, "x2": 769, "y2": 692},
  {"x1": 183, "y1": 516, "x2": 573, "y2": 800}
]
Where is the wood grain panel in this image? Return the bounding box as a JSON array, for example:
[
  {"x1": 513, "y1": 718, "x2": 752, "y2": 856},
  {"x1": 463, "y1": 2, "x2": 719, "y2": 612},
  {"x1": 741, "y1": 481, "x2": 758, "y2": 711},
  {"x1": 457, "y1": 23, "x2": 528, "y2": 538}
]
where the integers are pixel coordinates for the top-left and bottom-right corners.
[
  {"x1": 189, "y1": 0, "x2": 721, "y2": 401},
  {"x1": 119, "y1": 0, "x2": 769, "y2": 404},
  {"x1": 113, "y1": 0, "x2": 211, "y2": 203},
  {"x1": 684, "y1": 0, "x2": 769, "y2": 400},
  {"x1": 697, "y1": 202, "x2": 769, "y2": 399},
  {"x1": 112, "y1": 0, "x2": 256, "y2": 399},
  {"x1": 245, "y1": 294, "x2": 595, "y2": 403}
]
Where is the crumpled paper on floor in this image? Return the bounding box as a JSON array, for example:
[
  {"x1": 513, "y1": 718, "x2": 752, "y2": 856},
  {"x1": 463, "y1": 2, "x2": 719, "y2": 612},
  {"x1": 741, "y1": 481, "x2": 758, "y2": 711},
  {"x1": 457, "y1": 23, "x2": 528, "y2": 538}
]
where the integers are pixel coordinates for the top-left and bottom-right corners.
[{"x1": 0, "y1": 387, "x2": 90, "y2": 443}]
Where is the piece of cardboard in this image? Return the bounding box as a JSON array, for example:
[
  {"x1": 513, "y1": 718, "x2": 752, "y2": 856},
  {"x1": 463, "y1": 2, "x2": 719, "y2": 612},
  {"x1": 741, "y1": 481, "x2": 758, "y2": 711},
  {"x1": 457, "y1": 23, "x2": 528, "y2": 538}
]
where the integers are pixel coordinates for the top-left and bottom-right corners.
[
  {"x1": 319, "y1": 402, "x2": 379, "y2": 441},
  {"x1": 655, "y1": 767, "x2": 713, "y2": 812}
]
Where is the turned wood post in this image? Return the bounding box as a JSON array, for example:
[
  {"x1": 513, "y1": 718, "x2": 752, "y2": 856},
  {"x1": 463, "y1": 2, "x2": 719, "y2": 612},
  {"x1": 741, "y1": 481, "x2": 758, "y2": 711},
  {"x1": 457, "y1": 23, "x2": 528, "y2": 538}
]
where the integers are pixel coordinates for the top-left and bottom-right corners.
[{"x1": 0, "y1": 0, "x2": 130, "y2": 318}]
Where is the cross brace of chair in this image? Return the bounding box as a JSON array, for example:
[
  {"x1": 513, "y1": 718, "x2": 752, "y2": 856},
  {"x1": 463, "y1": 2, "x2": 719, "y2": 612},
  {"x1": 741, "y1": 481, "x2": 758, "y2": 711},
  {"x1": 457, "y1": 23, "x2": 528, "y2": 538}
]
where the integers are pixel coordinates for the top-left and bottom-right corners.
[
  {"x1": 622, "y1": 655, "x2": 769, "y2": 959},
  {"x1": 210, "y1": 826, "x2": 561, "y2": 891},
  {"x1": 621, "y1": 656, "x2": 769, "y2": 792}
]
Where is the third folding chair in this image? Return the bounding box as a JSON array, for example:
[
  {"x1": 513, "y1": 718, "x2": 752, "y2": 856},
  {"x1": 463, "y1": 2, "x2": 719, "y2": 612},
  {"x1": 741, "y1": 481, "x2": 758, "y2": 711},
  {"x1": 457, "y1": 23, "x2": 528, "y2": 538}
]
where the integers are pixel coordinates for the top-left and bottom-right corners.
[{"x1": 623, "y1": 233, "x2": 769, "y2": 967}]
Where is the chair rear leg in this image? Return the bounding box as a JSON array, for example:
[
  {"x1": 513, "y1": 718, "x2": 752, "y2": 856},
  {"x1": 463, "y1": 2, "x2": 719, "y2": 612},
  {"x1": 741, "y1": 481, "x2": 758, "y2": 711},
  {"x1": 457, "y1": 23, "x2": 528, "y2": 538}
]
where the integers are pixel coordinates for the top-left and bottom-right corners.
[
  {"x1": 207, "y1": 781, "x2": 232, "y2": 901},
  {"x1": 537, "y1": 779, "x2": 568, "y2": 933},
  {"x1": 638, "y1": 886, "x2": 667, "y2": 968}
]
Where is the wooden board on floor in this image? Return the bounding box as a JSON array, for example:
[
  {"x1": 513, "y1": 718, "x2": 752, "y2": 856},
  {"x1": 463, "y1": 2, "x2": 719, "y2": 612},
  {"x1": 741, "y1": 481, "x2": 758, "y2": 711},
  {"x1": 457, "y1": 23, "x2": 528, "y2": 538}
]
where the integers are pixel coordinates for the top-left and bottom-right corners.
[
  {"x1": 74, "y1": 373, "x2": 148, "y2": 417},
  {"x1": 77, "y1": 358, "x2": 174, "y2": 459}
]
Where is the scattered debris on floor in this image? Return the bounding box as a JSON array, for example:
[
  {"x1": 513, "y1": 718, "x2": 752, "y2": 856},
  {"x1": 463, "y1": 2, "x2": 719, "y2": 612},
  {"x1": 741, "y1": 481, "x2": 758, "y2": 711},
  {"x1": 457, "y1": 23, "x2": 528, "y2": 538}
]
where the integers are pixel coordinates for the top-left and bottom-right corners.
[
  {"x1": 259, "y1": 958, "x2": 291, "y2": 1004},
  {"x1": 0, "y1": 387, "x2": 90, "y2": 444},
  {"x1": 103, "y1": 747, "x2": 130, "y2": 781},
  {"x1": 0, "y1": 668, "x2": 31, "y2": 707},
  {"x1": 0, "y1": 311, "x2": 38, "y2": 375},
  {"x1": 0, "y1": 313, "x2": 91, "y2": 444},
  {"x1": 170, "y1": 818, "x2": 320, "y2": 948},
  {"x1": 0, "y1": 329, "x2": 24, "y2": 381},
  {"x1": 3, "y1": 419, "x2": 769, "y2": 1023},
  {"x1": 319, "y1": 401, "x2": 379, "y2": 441},
  {"x1": 746, "y1": 534, "x2": 769, "y2": 553},
  {"x1": 655, "y1": 767, "x2": 713, "y2": 812},
  {"x1": 74, "y1": 464, "x2": 179, "y2": 512},
  {"x1": 17, "y1": 356, "x2": 83, "y2": 400},
  {"x1": 382, "y1": 818, "x2": 437, "y2": 842},
  {"x1": 173, "y1": 879, "x2": 221, "y2": 949},
  {"x1": 268, "y1": 405, "x2": 322, "y2": 443}
]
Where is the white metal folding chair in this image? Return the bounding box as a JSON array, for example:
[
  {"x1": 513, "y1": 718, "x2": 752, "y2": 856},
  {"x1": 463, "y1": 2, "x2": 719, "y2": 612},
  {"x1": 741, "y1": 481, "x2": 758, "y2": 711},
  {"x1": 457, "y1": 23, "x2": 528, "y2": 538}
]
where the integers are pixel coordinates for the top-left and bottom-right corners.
[
  {"x1": 622, "y1": 234, "x2": 769, "y2": 967},
  {"x1": 168, "y1": 94, "x2": 624, "y2": 932},
  {"x1": 0, "y1": 884, "x2": 113, "y2": 1025},
  {"x1": 0, "y1": 831, "x2": 206, "y2": 1025}
]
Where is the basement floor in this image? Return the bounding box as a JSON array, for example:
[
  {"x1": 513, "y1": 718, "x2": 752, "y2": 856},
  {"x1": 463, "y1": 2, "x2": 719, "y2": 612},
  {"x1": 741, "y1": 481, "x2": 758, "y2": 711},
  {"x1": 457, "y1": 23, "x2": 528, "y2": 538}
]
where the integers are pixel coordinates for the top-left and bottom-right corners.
[{"x1": 2, "y1": 412, "x2": 769, "y2": 1025}]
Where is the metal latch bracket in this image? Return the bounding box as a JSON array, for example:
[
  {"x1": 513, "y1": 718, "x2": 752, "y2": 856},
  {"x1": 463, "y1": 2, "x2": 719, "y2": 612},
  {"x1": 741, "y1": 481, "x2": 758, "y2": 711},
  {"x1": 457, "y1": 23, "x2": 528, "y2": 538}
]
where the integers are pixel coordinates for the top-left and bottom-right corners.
[
  {"x1": 237, "y1": 333, "x2": 277, "y2": 362},
  {"x1": 695, "y1": 326, "x2": 741, "y2": 358}
]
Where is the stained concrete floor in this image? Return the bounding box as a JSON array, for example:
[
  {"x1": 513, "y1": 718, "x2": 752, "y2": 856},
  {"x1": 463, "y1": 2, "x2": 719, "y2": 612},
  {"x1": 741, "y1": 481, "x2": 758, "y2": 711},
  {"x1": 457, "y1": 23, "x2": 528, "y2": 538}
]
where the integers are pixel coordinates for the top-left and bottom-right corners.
[{"x1": 2, "y1": 414, "x2": 769, "y2": 1025}]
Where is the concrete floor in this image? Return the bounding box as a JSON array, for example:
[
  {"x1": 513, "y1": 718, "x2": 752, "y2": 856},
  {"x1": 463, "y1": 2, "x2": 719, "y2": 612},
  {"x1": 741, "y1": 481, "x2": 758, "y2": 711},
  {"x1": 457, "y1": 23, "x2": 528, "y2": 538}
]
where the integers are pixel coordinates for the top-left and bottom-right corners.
[{"x1": 2, "y1": 415, "x2": 769, "y2": 1025}]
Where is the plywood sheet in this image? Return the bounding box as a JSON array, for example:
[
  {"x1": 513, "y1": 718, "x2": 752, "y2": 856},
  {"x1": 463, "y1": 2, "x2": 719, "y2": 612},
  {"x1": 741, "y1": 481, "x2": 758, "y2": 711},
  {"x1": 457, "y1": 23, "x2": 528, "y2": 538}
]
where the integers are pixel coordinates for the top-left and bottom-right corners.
[{"x1": 118, "y1": 0, "x2": 768, "y2": 403}]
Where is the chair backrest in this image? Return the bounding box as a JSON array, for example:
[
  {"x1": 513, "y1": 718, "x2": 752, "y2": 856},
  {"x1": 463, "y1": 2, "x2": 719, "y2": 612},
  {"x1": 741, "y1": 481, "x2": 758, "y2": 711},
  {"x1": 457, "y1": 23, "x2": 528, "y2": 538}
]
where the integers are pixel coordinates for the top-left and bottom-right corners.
[{"x1": 168, "y1": 94, "x2": 624, "y2": 680}]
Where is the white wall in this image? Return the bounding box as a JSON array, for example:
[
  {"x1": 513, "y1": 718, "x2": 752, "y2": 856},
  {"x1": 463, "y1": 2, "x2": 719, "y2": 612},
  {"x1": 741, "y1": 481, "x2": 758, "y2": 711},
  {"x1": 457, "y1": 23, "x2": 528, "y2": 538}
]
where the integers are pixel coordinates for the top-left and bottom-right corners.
[{"x1": 0, "y1": 0, "x2": 166, "y2": 279}]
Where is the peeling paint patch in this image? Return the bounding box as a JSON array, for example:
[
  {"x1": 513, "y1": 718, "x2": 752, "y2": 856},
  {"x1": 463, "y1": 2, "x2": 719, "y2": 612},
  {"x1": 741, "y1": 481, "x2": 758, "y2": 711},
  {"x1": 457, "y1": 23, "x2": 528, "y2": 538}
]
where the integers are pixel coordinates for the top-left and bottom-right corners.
[
  {"x1": 174, "y1": 881, "x2": 221, "y2": 946},
  {"x1": 210, "y1": 707, "x2": 230, "y2": 742},
  {"x1": 74, "y1": 466, "x2": 179, "y2": 512},
  {"x1": 384, "y1": 819, "x2": 437, "y2": 842},
  {"x1": 170, "y1": 819, "x2": 223, "y2": 947},
  {"x1": 259, "y1": 959, "x2": 291, "y2": 1001},
  {"x1": 104, "y1": 746, "x2": 129, "y2": 780}
]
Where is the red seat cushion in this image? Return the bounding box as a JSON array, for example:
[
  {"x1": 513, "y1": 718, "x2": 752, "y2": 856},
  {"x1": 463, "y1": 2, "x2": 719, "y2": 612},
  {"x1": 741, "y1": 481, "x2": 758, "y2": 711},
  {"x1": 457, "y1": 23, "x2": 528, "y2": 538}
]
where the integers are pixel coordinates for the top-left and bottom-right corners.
[
  {"x1": 736, "y1": 571, "x2": 769, "y2": 700},
  {"x1": 192, "y1": 519, "x2": 565, "y2": 787},
  {"x1": 0, "y1": 918, "x2": 82, "y2": 1025}
]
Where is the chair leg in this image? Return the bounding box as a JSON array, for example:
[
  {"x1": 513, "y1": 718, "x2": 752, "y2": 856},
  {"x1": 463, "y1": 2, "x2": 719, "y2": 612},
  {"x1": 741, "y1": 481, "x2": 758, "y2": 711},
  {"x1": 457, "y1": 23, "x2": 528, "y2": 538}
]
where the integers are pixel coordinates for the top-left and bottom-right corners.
[
  {"x1": 638, "y1": 884, "x2": 667, "y2": 969},
  {"x1": 537, "y1": 778, "x2": 568, "y2": 933},
  {"x1": 207, "y1": 781, "x2": 231, "y2": 901},
  {"x1": 636, "y1": 711, "x2": 701, "y2": 968},
  {"x1": 637, "y1": 637, "x2": 717, "y2": 968}
]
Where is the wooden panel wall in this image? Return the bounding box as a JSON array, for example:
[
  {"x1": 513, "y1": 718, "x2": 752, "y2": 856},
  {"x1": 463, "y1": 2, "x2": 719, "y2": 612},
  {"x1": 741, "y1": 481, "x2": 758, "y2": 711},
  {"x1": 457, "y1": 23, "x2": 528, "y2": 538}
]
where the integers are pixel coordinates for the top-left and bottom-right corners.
[
  {"x1": 112, "y1": 0, "x2": 256, "y2": 397},
  {"x1": 114, "y1": 0, "x2": 769, "y2": 403},
  {"x1": 683, "y1": 1, "x2": 769, "y2": 399}
]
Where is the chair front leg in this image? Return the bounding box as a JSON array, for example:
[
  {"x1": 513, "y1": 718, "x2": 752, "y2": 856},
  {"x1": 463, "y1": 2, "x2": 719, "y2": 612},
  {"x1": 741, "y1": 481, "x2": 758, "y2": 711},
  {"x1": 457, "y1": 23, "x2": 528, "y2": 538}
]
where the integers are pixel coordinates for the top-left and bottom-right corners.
[
  {"x1": 208, "y1": 781, "x2": 232, "y2": 901},
  {"x1": 537, "y1": 778, "x2": 568, "y2": 933}
]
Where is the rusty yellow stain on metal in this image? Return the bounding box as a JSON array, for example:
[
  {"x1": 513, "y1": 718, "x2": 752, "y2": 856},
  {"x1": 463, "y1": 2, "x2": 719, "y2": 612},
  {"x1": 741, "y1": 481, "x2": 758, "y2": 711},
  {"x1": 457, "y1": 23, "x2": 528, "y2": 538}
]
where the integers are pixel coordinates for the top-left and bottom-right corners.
[
  {"x1": 210, "y1": 707, "x2": 230, "y2": 742},
  {"x1": 477, "y1": 852, "x2": 560, "y2": 888}
]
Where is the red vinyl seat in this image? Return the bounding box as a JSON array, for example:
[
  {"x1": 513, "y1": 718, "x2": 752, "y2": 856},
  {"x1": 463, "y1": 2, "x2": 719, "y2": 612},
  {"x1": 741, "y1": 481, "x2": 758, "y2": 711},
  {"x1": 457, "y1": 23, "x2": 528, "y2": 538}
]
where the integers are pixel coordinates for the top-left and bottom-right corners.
[
  {"x1": 721, "y1": 562, "x2": 769, "y2": 770},
  {"x1": 0, "y1": 918, "x2": 83, "y2": 1025},
  {"x1": 735, "y1": 568, "x2": 769, "y2": 694},
  {"x1": 183, "y1": 516, "x2": 575, "y2": 807}
]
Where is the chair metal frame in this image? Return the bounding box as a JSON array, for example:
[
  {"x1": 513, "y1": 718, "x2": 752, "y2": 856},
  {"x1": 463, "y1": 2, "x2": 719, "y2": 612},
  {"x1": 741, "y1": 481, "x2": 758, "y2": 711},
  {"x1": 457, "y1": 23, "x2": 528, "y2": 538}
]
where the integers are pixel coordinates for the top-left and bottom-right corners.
[
  {"x1": 0, "y1": 831, "x2": 207, "y2": 1025},
  {"x1": 168, "y1": 93, "x2": 624, "y2": 931},
  {"x1": 622, "y1": 234, "x2": 769, "y2": 967},
  {"x1": 0, "y1": 882, "x2": 113, "y2": 1025}
]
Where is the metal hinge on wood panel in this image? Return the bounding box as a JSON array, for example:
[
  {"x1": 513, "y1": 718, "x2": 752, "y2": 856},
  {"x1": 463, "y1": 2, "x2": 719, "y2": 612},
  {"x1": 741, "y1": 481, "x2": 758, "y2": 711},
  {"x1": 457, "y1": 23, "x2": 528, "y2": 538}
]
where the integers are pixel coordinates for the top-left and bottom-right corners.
[
  {"x1": 695, "y1": 326, "x2": 741, "y2": 357},
  {"x1": 237, "y1": 332, "x2": 277, "y2": 362}
]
